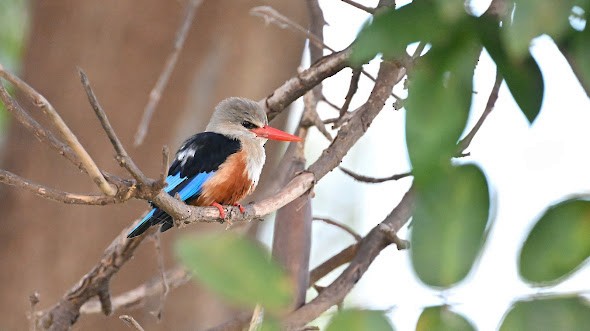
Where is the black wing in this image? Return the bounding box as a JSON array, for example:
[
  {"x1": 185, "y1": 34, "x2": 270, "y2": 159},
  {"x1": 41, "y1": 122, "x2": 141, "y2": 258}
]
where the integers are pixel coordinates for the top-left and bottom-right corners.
[
  {"x1": 168, "y1": 132, "x2": 241, "y2": 178},
  {"x1": 127, "y1": 132, "x2": 241, "y2": 238}
]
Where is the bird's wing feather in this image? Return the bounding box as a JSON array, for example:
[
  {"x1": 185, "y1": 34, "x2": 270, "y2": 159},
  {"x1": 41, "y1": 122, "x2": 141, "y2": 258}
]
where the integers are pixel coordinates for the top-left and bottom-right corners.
[
  {"x1": 127, "y1": 132, "x2": 241, "y2": 238},
  {"x1": 165, "y1": 132, "x2": 241, "y2": 201}
]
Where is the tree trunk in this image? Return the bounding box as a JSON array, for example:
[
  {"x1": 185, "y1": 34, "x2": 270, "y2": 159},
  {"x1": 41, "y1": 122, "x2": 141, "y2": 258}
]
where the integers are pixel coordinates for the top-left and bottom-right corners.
[{"x1": 0, "y1": 1, "x2": 306, "y2": 330}]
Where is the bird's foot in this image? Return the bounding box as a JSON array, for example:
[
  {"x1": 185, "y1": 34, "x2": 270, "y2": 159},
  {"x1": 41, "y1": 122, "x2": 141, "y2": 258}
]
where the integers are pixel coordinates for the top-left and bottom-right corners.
[
  {"x1": 211, "y1": 202, "x2": 226, "y2": 219},
  {"x1": 234, "y1": 203, "x2": 246, "y2": 214}
]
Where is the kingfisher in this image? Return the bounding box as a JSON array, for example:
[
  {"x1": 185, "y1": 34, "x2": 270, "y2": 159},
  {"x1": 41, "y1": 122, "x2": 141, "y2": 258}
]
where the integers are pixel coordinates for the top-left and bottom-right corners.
[{"x1": 127, "y1": 97, "x2": 301, "y2": 238}]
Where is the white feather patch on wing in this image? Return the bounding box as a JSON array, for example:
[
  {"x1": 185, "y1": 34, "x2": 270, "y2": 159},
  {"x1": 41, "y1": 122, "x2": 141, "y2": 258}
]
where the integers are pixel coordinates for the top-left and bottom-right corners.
[{"x1": 176, "y1": 147, "x2": 197, "y2": 166}]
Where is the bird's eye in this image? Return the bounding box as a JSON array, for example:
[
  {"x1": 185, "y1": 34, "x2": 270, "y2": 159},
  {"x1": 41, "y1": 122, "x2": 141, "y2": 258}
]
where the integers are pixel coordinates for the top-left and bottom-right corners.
[{"x1": 241, "y1": 121, "x2": 257, "y2": 129}]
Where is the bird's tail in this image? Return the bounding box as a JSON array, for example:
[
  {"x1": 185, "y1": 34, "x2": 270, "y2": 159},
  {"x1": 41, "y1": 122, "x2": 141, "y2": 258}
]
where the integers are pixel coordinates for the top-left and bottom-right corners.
[
  {"x1": 127, "y1": 208, "x2": 174, "y2": 238},
  {"x1": 127, "y1": 209, "x2": 156, "y2": 238}
]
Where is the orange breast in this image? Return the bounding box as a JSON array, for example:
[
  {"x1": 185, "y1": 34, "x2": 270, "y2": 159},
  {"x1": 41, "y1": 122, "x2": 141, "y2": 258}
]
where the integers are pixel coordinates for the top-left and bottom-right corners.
[{"x1": 191, "y1": 150, "x2": 255, "y2": 206}]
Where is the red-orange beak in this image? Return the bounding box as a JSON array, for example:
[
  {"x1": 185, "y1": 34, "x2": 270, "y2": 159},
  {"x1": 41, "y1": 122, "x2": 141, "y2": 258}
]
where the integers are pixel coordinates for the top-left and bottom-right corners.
[{"x1": 251, "y1": 125, "x2": 301, "y2": 142}]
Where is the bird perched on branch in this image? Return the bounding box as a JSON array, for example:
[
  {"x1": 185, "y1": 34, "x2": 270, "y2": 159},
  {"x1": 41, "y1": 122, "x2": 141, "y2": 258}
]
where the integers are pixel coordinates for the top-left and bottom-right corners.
[{"x1": 127, "y1": 97, "x2": 301, "y2": 238}]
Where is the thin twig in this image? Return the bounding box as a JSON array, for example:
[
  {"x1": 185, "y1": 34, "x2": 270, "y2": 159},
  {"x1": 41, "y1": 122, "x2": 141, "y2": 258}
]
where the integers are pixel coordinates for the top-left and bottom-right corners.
[
  {"x1": 0, "y1": 82, "x2": 85, "y2": 171},
  {"x1": 150, "y1": 231, "x2": 168, "y2": 320},
  {"x1": 120, "y1": 315, "x2": 145, "y2": 331},
  {"x1": 133, "y1": 0, "x2": 203, "y2": 146},
  {"x1": 340, "y1": 167, "x2": 412, "y2": 183},
  {"x1": 309, "y1": 244, "x2": 358, "y2": 284},
  {"x1": 283, "y1": 188, "x2": 415, "y2": 330},
  {"x1": 248, "y1": 304, "x2": 264, "y2": 331},
  {"x1": 313, "y1": 217, "x2": 362, "y2": 242},
  {"x1": 79, "y1": 69, "x2": 152, "y2": 186},
  {"x1": 300, "y1": 89, "x2": 332, "y2": 141},
  {"x1": 378, "y1": 223, "x2": 410, "y2": 250},
  {"x1": 250, "y1": 6, "x2": 336, "y2": 54},
  {"x1": 457, "y1": 69, "x2": 502, "y2": 154},
  {"x1": 340, "y1": 68, "x2": 361, "y2": 118},
  {"x1": 0, "y1": 168, "x2": 127, "y2": 205},
  {"x1": 161, "y1": 145, "x2": 170, "y2": 184},
  {"x1": 0, "y1": 67, "x2": 116, "y2": 196},
  {"x1": 264, "y1": 46, "x2": 351, "y2": 121},
  {"x1": 250, "y1": 5, "x2": 402, "y2": 106},
  {"x1": 320, "y1": 96, "x2": 342, "y2": 112},
  {"x1": 80, "y1": 267, "x2": 190, "y2": 315},
  {"x1": 340, "y1": 0, "x2": 375, "y2": 14}
]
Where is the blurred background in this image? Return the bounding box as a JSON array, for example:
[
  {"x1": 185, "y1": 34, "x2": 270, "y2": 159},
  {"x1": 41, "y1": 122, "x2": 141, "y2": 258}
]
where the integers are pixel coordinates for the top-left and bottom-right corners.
[{"x1": 1, "y1": 0, "x2": 589, "y2": 330}]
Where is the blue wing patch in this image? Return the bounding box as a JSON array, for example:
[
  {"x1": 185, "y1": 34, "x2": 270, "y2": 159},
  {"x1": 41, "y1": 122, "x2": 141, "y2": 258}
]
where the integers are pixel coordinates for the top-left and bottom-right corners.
[
  {"x1": 164, "y1": 173, "x2": 185, "y2": 193},
  {"x1": 177, "y1": 172, "x2": 214, "y2": 201}
]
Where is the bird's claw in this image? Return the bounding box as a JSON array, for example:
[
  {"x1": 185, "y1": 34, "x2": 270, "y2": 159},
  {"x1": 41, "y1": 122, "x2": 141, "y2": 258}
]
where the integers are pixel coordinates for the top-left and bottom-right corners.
[
  {"x1": 211, "y1": 202, "x2": 226, "y2": 219},
  {"x1": 234, "y1": 203, "x2": 246, "y2": 214}
]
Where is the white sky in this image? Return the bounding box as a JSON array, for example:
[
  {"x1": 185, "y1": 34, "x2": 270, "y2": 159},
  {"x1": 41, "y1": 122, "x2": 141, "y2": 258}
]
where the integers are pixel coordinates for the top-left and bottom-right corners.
[{"x1": 277, "y1": 1, "x2": 590, "y2": 330}]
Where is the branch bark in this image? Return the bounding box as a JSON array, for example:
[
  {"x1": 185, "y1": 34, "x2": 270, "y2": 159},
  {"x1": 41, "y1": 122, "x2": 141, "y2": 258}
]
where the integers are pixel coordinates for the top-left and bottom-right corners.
[
  {"x1": 0, "y1": 67, "x2": 116, "y2": 196},
  {"x1": 282, "y1": 187, "x2": 414, "y2": 330}
]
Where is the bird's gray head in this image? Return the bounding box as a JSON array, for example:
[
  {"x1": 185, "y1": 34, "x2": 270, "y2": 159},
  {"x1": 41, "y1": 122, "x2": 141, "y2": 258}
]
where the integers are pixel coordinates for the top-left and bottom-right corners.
[
  {"x1": 206, "y1": 97, "x2": 269, "y2": 143},
  {"x1": 207, "y1": 97, "x2": 301, "y2": 145}
]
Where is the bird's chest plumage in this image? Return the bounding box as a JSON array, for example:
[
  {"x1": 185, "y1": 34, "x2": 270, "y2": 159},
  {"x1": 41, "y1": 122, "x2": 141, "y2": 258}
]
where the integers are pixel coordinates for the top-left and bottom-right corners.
[{"x1": 193, "y1": 145, "x2": 264, "y2": 206}]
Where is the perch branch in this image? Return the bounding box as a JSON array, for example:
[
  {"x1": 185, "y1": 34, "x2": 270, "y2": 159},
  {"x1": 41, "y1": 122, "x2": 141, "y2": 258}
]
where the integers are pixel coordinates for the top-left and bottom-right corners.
[
  {"x1": 133, "y1": 0, "x2": 204, "y2": 146},
  {"x1": 0, "y1": 67, "x2": 116, "y2": 196}
]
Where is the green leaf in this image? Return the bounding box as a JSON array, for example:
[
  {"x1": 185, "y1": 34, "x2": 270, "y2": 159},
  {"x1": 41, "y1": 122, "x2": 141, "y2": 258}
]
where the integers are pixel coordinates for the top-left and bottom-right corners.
[
  {"x1": 504, "y1": 0, "x2": 576, "y2": 59},
  {"x1": 519, "y1": 199, "x2": 590, "y2": 285},
  {"x1": 259, "y1": 316, "x2": 281, "y2": 331},
  {"x1": 351, "y1": 2, "x2": 447, "y2": 65},
  {"x1": 175, "y1": 233, "x2": 293, "y2": 313},
  {"x1": 405, "y1": 26, "x2": 479, "y2": 180},
  {"x1": 500, "y1": 296, "x2": 590, "y2": 331},
  {"x1": 476, "y1": 16, "x2": 544, "y2": 123},
  {"x1": 416, "y1": 306, "x2": 476, "y2": 331},
  {"x1": 326, "y1": 309, "x2": 394, "y2": 331},
  {"x1": 411, "y1": 164, "x2": 490, "y2": 288}
]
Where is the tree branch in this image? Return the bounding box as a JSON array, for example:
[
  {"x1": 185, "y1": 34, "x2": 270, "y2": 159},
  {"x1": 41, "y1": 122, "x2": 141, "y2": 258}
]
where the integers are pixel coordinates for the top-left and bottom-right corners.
[
  {"x1": 263, "y1": 47, "x2": 351, "y2": 121},
  {"x1": 313, "y1": 217, "x2": 362, "y2": 242},
  {"x1": 457, "y1": 69, "x2": 502, "y2": 154},
  {"x1": 282, "y1": 187, "x2": 415, "y2": 330},
  {"x1": 79, "y1": 69, "x2": 154, "y2": 187},
  {"x1": 0, "y1": 169, "x2": 129, "y2": 205},
  {"x1": 0, "y1": 67, "x2": 116, "y2": 196},
  {"x1": 80, "y1": 267, "x2": 190, "y2": 315},
  {"x1": 133, "y1": 0, "x2": 204, "y2": 146},
  {"x1": 339, "y1": 0, "x2": 375, "y2": 14}
]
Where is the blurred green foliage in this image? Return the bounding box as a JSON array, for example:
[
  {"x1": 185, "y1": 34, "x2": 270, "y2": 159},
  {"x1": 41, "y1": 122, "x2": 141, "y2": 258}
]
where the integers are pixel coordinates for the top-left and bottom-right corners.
[
  {"x1": 326, "y1": 309, "x2": 394, "y2": 331},
  {"x1": 411, "y1": 164, "x2": 490, "y2": 288},
  {"x1": 519, "y1": 199, "x2": 590, "y2": 285},
  {"x1": 416, "y1": 306, "x2": 476, "y2": 331},
  {"x1": 351, "y1": 0, "x2": 590, "y2": 329},
  {"x1": 500, "y1": 296, "x2": 590, "y2": 331},
  {"x1": 176, "y1": 233, "x2": 294, "y2": 314},
  {"x1": 0, "y1": 0, "x2": 28, "y2": 131}
]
